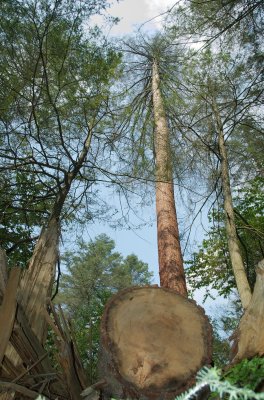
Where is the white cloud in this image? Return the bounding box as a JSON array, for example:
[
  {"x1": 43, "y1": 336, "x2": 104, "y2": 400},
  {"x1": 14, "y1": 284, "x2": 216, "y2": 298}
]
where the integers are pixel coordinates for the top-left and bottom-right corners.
[
  {"x1": 145, "y1": 0, "x2": 177, "y2": 14},
  {"x1": 139, "y1": 0, "x2": 177, "y2": 32},
  {"x1": 106, "y1": 0, "x2": 150, "y2": 36},
  {"x1": 90, "y1": 0, "x2": 178, "y2": 37}
]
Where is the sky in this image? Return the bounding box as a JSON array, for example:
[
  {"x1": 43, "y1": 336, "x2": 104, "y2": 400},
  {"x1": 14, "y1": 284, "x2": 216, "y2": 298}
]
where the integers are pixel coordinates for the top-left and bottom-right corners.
[
  {"x1": 86, "y1": 0, "x2": 179, "y2": 282},
  {"x1": 84, "y1": 0, "x2": 229, "y2": 316},
  {"x1": 106, "y1": 0, "x2": 177, "y2": 35}
]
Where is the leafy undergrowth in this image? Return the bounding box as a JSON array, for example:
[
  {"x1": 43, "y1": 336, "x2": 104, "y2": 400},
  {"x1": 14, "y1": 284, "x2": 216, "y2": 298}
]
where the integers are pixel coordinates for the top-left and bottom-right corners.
[
  {"x1": 224, "y1": 357, "x2": 264, "y2": 391},
  {"x1": 176, "y1": 361, "x2": 264, "y2": 400}
]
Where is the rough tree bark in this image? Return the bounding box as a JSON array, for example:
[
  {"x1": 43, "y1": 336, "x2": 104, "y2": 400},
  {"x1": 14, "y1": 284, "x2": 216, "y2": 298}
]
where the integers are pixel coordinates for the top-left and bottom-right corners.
[
  {"x1": 99, "y1": 286, "x2": 212, "y2": 400},
  {"x1": 214, "y1": 104, "x2": 252, "y2": 310},
  {"x1": 0, "y1": 248, "x2": 8, "y2": 304},
  {"x1": 152, "y1": 59, "x2": 187, "y2": 295}
]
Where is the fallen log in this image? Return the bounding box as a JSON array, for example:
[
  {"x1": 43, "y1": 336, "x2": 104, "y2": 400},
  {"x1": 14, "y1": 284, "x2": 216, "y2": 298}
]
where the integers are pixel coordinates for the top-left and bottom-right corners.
[
  {"x1": 0, "y1": 381, "x2": 41, "y2": 399},
  {"x1": 99, "y1": 286, "x2": 212, "y2": 399}
]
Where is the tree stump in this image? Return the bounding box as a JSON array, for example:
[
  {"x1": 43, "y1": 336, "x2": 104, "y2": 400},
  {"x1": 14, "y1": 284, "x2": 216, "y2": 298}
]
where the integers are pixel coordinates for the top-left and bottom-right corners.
[{"x1": 99, "y1": 286, "x2": 212, "y2": 399}]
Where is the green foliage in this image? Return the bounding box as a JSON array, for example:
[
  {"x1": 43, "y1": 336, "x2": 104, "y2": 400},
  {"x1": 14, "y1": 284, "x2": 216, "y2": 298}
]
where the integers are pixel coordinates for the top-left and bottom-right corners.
[
  {"x1": 175, "y1": 366, "x2": 264, "y2": 400},
  {"x1": 0, "y1": 0, "x2": 263, "y2": 392},
  {"x1": 167, "y1": 0, "x2": 263, "y2": 62},
  {"x1": 210, "y1": 296, "x2": 243, "y2": 369},
  {"x1": 211, "y1": 325, "x2": 231, "y2": 368},
  {"x1": 58, "y1": 234, "x2": 153, "y2": 383},
  {"x1": 0, "y1": 0, "x2": 122, "y2": 263},
  {"x1": 186, "y1": 216, "x2": 234, "y2": 300},
  {"x1": 224, "y1": 357, "x2": 264, "y2": 391},
  {"x1": 44, "y1": 327, "x2": 60, "y2": 372},
  {"x1": 0, "y1": 170, "x2": 51, "y2": 266},
  {"x1": 116, "y1": 33, "x2": 198, "y2": 199},
  {"x1": 186, "y1": 177, "x2": 264, "y2": 300}
]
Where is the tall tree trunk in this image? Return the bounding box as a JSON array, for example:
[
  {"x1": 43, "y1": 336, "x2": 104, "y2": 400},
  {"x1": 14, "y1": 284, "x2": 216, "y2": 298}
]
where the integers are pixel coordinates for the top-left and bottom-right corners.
[
  {"x1": 152, "y1": 59, "x2": 187, "y2": 296},
  {"x1": 214, "y1": 106, "x2": 252, "y2": 309}
]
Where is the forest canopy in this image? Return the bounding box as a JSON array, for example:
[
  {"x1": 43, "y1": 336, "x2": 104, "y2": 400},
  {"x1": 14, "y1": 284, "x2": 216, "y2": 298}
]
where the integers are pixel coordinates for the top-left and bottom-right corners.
[{"x1": 0, "y1": 0, "x2": 263, "y2": 399}]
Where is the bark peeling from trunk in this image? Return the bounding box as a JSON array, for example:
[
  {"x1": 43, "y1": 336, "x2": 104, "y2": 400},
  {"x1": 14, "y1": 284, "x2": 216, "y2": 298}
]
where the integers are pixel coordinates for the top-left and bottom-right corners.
[
  {"x1": 1, "y1": 217, "x2": 59, "y2": 394},
  {"x1": 17, "y1": 217, "x2": 59, "y2": 342}
]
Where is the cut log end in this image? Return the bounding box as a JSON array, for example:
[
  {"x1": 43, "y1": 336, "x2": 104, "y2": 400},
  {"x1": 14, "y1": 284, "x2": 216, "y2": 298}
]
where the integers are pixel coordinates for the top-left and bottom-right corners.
[{"x1": 100, "y1": 286, "x2": 212, "y2": 399}]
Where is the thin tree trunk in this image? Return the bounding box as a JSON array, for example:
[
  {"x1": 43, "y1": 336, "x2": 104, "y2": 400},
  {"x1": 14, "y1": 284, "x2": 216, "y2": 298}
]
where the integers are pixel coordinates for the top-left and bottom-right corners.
[
  {"x1": 152, "y1": 59, "x2": 187, "y2": 296},
  {"x1": 214, "y1": 106, "x2": 252, "y2": 309}
]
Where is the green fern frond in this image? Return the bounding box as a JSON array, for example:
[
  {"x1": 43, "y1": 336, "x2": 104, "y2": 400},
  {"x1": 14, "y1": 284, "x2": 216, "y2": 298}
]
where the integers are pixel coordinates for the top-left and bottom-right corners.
[{"x1": 175, "y1": 367, "x2": 264, "y2": 400}]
